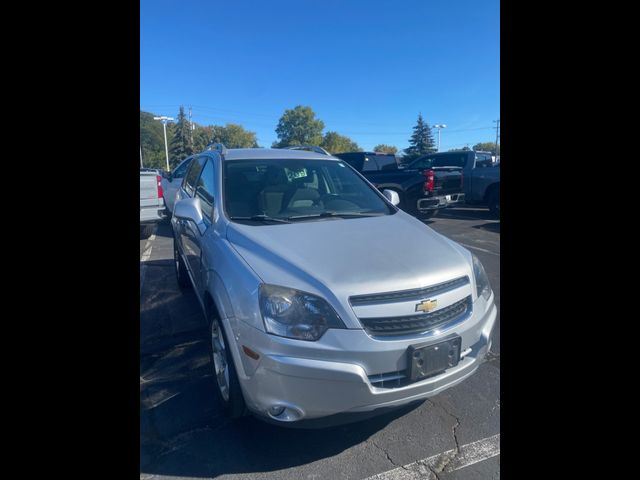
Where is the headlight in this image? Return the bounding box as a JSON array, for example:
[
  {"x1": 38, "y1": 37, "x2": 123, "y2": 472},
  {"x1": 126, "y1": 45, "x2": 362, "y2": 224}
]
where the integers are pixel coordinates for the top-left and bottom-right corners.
[
  {"x1": 472, "y1": 254, "x2": 492, "y2": 300},
  {"x1": 259, "y1": 284, "x2": 346, "y2": 341}
]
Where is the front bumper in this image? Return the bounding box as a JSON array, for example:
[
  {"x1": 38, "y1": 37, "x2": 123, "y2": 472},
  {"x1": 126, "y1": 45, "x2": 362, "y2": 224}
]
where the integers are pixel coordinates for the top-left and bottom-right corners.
[{"x1": 235, "y1": 295, "x2": 497, "y2": 424}]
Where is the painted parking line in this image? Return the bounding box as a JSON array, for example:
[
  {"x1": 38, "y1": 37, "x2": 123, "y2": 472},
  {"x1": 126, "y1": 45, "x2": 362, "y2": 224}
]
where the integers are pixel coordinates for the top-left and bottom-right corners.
[
  {"x1": 365, "y1": 433, "x2": 500, "y2": 480},
  {"x1": 457, "y1": 242, "x2": 500, "y2": 256},
  {"x1": 140, "y1": 233, "x2": 156, "y2": 295}
]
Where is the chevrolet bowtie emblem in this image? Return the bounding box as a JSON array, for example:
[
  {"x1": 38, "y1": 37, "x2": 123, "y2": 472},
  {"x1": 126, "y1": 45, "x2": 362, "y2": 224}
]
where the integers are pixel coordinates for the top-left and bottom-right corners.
[{"x1": 415, "y1": 299, "x2": 438, "y2": 313}]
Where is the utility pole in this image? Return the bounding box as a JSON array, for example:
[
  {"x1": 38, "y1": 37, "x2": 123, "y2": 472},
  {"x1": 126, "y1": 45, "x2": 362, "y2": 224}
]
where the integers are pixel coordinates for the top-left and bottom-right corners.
[
  {"x1": 140, "y1": 145, "x2": 143, "y2": 168},
  {"x1": 493, "y1": 119, "x2": 500, "y2": 155},
  {"x1": 153, "y1": 116, "x2": 174, "y2": 171}
]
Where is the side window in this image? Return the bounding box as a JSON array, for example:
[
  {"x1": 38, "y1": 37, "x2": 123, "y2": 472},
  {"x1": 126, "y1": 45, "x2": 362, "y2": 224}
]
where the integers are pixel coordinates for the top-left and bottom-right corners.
[
  {"x1": 475, "y1": 154, "x2": 492, "y2": 168},
  {"x1": 376, "y1": 155, "x2": 397, "y2": 170},
  {"x1": 362, "y1": 156, "x2": 379, "y2": 172},
  {"x1": 411, "y1": 157, "x2": 432, "y2": 170},
  {"x1": 433, "y1": 154, "x2": 466, "y2": 168},
  {"x1": 173, "y1": 157, "x2": 193, "y2": 178},
  {"x1": 195, "y1": 159, "x2": 215, "y2": 221},
  {"x1": 183, "y1": 156, "x2": 206, "y2": 197}
]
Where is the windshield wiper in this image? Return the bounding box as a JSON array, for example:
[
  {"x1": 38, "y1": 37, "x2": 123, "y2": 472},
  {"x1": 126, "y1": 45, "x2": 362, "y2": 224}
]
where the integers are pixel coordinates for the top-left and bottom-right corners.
[
  {"x1": 288, "y1": 211, "x2": 383, "y2": 221},
  {"x1": 230, "y1": 215, "x2": 291, "y2": 224}
]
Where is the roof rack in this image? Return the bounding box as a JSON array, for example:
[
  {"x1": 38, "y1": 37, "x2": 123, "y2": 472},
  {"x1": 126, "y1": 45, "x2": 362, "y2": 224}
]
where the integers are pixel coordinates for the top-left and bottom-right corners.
[
  {"x1": 283, "y1": 145, "x2": 330, "y2": 156},
  {"x1": 205, "y1": 143, "x2": 227, "y2": 156}
]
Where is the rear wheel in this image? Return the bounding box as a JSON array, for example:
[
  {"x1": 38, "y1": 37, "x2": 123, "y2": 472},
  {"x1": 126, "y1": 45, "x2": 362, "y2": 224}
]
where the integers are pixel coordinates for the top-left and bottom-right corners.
[
  {"x1": 173, "y1": 240, "x2": 191, "y2": 289},
  {"x1": 209, "y1": 314, "x2": 246, "y2": 419}
]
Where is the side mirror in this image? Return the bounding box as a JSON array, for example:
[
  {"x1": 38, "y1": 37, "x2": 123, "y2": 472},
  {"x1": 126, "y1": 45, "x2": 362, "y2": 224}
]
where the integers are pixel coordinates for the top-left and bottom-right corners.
[
  {"x1": 174, "y1": 198, "x2": 207, "y2": 235},
  {"x1": 383, "y1": 189, "x2": 400, "y2": 206}
]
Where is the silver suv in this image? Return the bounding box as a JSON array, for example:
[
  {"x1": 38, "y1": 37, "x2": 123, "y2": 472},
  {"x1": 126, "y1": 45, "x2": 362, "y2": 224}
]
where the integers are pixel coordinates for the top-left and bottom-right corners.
[{"x1": 171, "y1": 145, "x2": 497, "y2": 425}]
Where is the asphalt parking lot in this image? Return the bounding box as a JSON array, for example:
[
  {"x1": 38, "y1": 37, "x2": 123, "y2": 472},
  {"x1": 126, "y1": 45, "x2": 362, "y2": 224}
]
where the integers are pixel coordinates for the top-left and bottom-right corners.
[{"x1": 140, "y1": 207, "x2": 500, "y2": 480}]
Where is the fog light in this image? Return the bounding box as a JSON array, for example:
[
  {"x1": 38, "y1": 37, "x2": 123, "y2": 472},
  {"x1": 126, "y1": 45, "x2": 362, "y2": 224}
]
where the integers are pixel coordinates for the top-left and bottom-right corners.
[{"x1": 269, "y1": 405, "x2": 285, "y2": 417}]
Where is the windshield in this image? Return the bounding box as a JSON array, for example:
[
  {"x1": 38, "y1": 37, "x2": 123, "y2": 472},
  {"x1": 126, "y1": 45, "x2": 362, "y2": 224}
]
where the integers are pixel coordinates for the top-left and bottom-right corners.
[{"x1": 223, "y1": 159, "x2": 393, "y2": 223}]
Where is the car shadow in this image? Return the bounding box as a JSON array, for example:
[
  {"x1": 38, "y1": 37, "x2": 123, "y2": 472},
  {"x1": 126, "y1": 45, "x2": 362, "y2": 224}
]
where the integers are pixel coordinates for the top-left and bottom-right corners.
[
  {"x1": 437, "y1": 207, "x2": 498, "y2": 222},
  {"x1": 472, "y1": 222, "x2": 500, "y2": 233},
  {"x1": 141, "y1": 285, "x2": 423, "y2": 478}
]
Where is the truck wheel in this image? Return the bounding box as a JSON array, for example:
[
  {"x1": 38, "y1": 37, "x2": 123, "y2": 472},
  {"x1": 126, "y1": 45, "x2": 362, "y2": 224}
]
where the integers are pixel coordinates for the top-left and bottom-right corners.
[
  {"x1": 209, "y1": 315, "x2": 246, "y2": 419},
  {"x1": 420, "y1": 209, "x2": 438, "y2": 220},
  {"x1": 488, "y1": 190, "x2": 500, "y2": 218},
  {"x1": 141, "y1": 224, "x2": 154, "y2": 237},
  {"x1": 173, "y1": 240, "x2": 191, "y2": 290}
]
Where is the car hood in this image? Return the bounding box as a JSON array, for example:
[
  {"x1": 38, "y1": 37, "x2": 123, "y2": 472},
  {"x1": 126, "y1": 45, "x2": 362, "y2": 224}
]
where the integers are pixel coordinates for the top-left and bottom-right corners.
[{"x1": 226, "y1": 212, "x2": 473, "y2": 326}]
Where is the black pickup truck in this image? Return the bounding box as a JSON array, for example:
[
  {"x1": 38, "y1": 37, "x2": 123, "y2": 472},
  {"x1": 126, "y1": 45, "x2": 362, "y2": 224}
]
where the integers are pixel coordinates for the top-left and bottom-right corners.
[{"x1": 334, "y1": 151, "x2": 464, "y2": 218}]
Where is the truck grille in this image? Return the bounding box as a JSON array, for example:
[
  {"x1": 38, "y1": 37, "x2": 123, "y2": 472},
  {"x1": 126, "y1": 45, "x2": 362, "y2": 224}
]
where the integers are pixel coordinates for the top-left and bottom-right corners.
[{"x1": 358, "y1": 296, "x2": 472, "y2": 336}]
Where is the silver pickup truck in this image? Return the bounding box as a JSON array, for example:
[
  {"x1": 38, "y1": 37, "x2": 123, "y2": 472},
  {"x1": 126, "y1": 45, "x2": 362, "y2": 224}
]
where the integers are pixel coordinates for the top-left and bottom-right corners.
[
  {"x1": 140, "y1": 170, "x2": 167, "y2": 236},
  {"x1": 171, "y1": 145, "x2": 497, "y2": 426}
]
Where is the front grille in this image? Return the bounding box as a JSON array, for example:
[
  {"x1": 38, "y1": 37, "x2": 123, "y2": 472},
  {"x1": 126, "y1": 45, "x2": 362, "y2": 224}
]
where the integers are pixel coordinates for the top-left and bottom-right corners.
[
  {"x1": 359, "y1": 296, "x2": 472, "y2": 336},
  {"x1": 349, "y1": 276, "x2": 469, "y2": 306}
]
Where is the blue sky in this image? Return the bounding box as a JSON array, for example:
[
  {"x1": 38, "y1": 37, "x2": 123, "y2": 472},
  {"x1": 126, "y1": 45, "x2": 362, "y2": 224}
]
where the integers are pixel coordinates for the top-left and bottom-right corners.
[{"x1": 140, "y1": 0, "x2": 499, "y2": 152}]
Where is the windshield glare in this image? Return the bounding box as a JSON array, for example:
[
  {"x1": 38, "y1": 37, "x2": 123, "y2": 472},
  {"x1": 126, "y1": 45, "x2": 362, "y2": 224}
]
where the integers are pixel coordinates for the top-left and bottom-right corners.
[{"x1": 224, "y1": 159, "x2": 393, "y2": 222}]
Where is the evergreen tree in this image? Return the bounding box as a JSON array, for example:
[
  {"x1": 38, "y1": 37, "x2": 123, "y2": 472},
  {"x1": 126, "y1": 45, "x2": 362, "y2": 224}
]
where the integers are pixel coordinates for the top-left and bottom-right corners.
[
  {"x1": 403, "y1": 113, "x2": 436, "y2": 160},
  {"x1": 169, "y1": 106, "x2": 193, "y2": 168}
]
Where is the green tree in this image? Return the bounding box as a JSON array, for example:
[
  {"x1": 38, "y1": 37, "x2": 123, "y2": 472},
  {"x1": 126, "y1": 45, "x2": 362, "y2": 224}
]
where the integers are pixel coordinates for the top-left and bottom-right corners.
[
  {"x1": 373, "y1": 144, "x2": 398, "y2": 154},
  {"x1": 403, "y1": 113, "x2": 436, "y2": 161},
  {"x1": 193, "y1": 126, "x2": 214, "y2": 153},
  {"x1": 169, "y1": 106, "x2": 193, "y2": 168},
  {"x1": 320, "y1": 131, "x2": 361, "y2": 154},
  {"x1": 473, "y1": 142, "x2": 500, "y2": 155},
  {"x1": 210, "y1": 123, "x2": 259, "y2": 148},
  {"x1": 272, "y1": 105, "x2": 324, "y2": 147}
]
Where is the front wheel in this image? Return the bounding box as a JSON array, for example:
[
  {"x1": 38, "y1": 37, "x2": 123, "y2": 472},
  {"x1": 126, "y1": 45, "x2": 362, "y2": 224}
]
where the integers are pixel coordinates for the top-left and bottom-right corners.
[{"x1": 209, "y1": 315, "x2": 246, "y2": 419}]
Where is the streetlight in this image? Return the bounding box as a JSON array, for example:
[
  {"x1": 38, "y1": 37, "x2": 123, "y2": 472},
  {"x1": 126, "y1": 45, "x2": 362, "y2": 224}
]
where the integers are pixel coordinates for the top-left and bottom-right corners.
[
  {"x1": 433, "y1": 124, "x2": 447, "y2": 152},
  {"x1": 153, "y1": 116, "x2": 174, "y2": 171}
]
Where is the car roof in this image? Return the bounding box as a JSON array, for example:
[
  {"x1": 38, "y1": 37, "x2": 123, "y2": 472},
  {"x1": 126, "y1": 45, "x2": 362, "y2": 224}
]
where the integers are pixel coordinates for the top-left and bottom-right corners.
[{"x1": 214, "y1": 148, "x2": 341, "y2": 161}]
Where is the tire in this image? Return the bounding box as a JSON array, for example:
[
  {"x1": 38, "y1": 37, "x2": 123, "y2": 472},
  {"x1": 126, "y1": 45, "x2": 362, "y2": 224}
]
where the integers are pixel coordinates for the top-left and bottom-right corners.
[
  {"x1": 209, "y1": 314, "x2": 246, "y2": 419},
  {"x1": 173, "y1": 239, "x2": 191, "y2": 290},
  {"x1": 419, "y1": 209, "x2": 438, "y2": 220},
  {"x1": 141, "y1": 224, "x2": 154, "y2": 237},
  {"x1": 487, "y1": 189, "x2": 500, "y2": 218}
]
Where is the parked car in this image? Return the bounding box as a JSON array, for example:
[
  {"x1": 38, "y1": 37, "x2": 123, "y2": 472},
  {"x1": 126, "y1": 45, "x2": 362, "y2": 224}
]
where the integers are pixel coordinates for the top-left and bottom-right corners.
[
  {"x1": 334, "y1": 151, "x2": 464, "y2": 219},
  {"x1": 171, "y1": 145, "x2": 497, "y2": 426},
  {"x1": 140, "y1": 170, "x2": 166, "y2": 236},
  {"x1": 408, "y1": 151, "x2": 500, "y2": 217},
  {"x1": 161, "y1": 155, "x2": 195, "y2": 213}
]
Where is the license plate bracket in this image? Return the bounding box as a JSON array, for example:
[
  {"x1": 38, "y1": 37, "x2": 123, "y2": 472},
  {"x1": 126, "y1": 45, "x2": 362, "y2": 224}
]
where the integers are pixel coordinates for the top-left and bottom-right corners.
[{"x1": 408, "y1": 336, "x2": 462, "y2": 381}]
